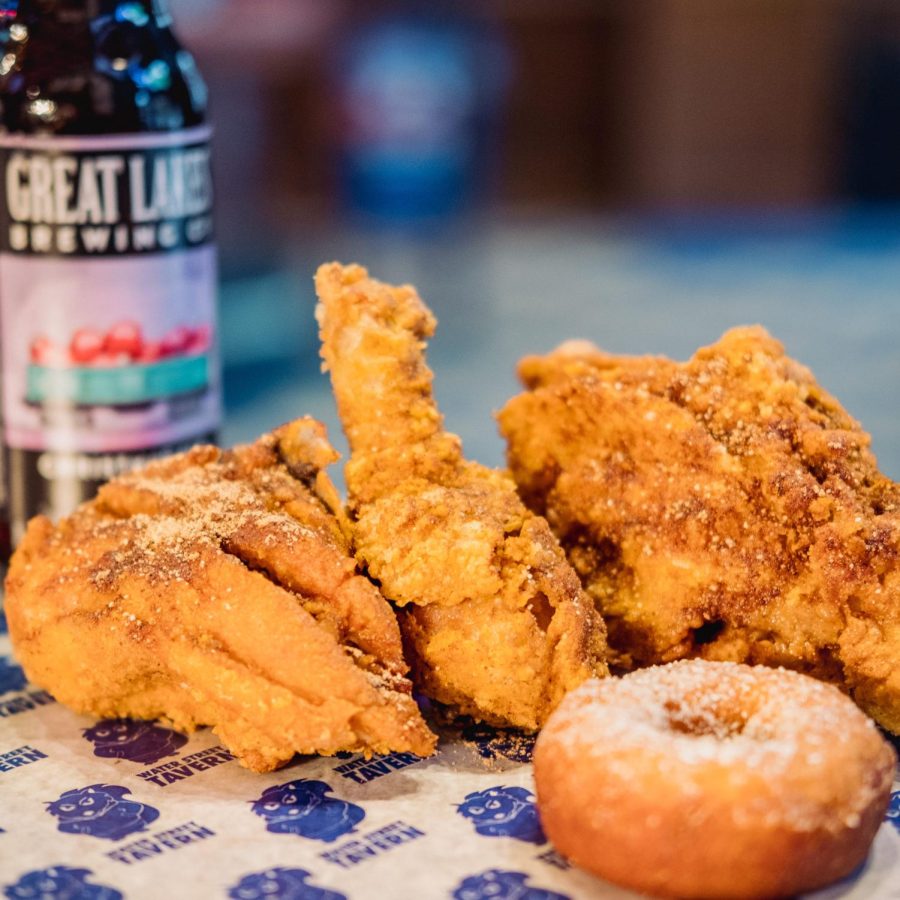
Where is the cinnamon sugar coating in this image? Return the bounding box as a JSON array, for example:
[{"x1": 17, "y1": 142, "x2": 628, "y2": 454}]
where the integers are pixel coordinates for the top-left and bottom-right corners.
[
  {"x1": 6, "y1": 418, "x2": 436, "y2": 771},
  {"x1": 500, "y1": 326, "x2": 900, "y2": 734},
  {"x1": 316, "y1": 262, "x2": 607, "y2": 730}
]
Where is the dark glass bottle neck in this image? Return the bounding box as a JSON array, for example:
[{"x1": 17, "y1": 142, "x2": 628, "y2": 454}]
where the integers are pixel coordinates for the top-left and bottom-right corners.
[
  {"x1": 0, "y1": 0, "x2": 206, "y2": 133},
  {"x1": 9, "y1": 1, "x2": 171, "y2": 22}
]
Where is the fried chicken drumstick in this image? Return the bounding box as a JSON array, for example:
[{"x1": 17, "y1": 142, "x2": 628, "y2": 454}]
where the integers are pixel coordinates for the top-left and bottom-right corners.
[
  {"x1": 6, "y1": 418, "x2": 436, "y2": 771},
  {"x1": 499, "y1": 326, "x2": 900, "y2": 734},
  {"x1": 315, "y1": 263, "x2": 607, "y2": 730}
]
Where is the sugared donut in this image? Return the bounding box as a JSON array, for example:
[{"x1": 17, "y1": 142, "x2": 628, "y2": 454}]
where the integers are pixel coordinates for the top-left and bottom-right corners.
[{"x1": 533, "y1": 660, "x2": 897, "y2": 900}]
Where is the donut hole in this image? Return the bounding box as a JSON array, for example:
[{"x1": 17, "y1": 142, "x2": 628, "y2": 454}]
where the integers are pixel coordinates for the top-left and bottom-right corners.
[{"x1": 663, "y1": 698, "x2": 748, "y2": 739}]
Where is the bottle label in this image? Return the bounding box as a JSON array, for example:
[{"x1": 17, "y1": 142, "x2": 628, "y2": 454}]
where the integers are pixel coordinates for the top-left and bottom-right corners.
[{"x1": 0, "y1": 126, "x2": 220, "y2": 536}]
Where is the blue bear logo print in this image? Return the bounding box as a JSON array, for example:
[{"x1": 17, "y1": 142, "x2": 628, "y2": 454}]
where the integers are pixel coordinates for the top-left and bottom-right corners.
[
  {"x1": 250, "y1": 780, "x2": 365, "y2": 842},
  {"x1": 457, "y1": 786, "x2": 546, "y2": 844},
  {"x1": 83, "y1": 718, "x2": 188, "y2": 764},
  {"x1": 228, "y1": 868, "x2": 347, "y2": 900},
  {"x1": 887, "y1": 791, "x2": 900, "y2": 833},
  {"x1": 3, "y1": 866, "x2": 123, "y2": 900},
  {"x1": 452, "y1": 869, "x2": 570, "y2": 900},
  {"x1": 462, "y1": 721, "x2": 536, "y2": 763},
  {"x1": 0, "y1": 656, "x2": 26, "y2": 695},
  {"x1": 46, "y1": 784, "x2": 160, "y2": 840}
]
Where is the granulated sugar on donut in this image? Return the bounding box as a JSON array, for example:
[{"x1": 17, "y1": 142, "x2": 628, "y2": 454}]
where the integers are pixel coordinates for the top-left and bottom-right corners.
[{"x1": 534, "y1": 660, "x2": 896, "y2": 900}]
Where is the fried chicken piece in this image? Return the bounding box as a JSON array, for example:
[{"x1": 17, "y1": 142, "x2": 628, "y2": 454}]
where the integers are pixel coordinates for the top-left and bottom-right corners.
[
  {"x1": 499, "y1": 326, "x2": 900, "y2": 734},
  {"x1": 6, "y1": 417, "x2": 436, "y2": 771},
  {"x1": 315, "y1": 262, "x2": 607, "y2": 730}
]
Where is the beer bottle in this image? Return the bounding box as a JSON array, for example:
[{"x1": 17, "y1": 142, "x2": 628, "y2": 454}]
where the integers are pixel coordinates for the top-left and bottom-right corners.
[{"x1": 0, "y1": 0, "x2": 220, "y2": 549}]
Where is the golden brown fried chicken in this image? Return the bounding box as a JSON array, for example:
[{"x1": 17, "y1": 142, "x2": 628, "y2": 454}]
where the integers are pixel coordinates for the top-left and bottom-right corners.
[
  {"x1": 499, "y1": 326, "x2": 900, "y2": 734},
  {"x1": 6, "y1": 417, "x2": 436, "y2": 771},
  {"x1": 315, "y1": 262, "x2": 607, "y2": 730}
]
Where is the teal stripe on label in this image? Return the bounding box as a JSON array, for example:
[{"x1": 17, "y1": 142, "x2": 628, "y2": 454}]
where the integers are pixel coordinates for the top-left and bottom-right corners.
[{"x1": 26, "y1": 356, "x2": 210, "y2": 406}]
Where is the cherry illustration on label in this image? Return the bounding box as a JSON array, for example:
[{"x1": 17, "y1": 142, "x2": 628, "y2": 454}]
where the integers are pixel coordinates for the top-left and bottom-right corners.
[
  {"x1": 160, "y1": 325, "x2": 192, "y2": 357},
  {"x1": 139, "y1": 341, "x2": 163, "y2": 363},
  {"x1": 29, "y1": 336, "x2": 62, "y2": 367},
  {"x1": 103, "y1": 321, "x2": 143, "y2": 359},
  {"x1": 69, "y1": 328, "x2": 105, "y2": 364},
  {"x1": 29, "y1": 322, "x2": 211, "y2": 371},
  {"x1": 188, "y1": 324, "x2": 211, "y2": 354}
]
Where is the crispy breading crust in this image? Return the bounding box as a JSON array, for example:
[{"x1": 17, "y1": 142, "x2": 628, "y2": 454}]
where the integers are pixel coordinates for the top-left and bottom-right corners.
[
  {"x1": 6, "y1": 417, "x2": 436, "y2": 771},
  {"x1": 499, "y1": 326, "x2": 900, "y2": 734},
  {"x1": 316, "y1": 262, "x2": 607, "y2": 730}
]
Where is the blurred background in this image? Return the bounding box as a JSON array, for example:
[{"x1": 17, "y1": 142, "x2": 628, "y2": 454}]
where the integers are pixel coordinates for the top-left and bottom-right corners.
[{"x1": 169, "y1": 0, "x2": 900, "y2": 476}]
